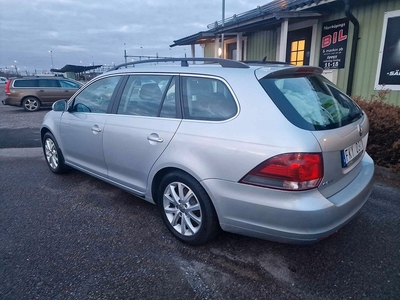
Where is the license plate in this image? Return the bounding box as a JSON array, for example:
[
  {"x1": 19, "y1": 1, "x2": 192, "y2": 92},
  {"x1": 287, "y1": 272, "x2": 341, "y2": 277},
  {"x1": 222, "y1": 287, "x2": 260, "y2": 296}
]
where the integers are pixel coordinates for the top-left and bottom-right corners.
[{"x1": 341, "y1": 140, "x2": 363, "y2": 167}]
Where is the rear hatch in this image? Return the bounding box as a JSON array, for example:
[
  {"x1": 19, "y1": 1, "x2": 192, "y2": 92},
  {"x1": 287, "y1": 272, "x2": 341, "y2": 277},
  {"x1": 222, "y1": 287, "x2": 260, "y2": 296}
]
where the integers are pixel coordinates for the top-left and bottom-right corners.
[{"x1": 256, "y1": 66, "x2": 367, "y2": 202}]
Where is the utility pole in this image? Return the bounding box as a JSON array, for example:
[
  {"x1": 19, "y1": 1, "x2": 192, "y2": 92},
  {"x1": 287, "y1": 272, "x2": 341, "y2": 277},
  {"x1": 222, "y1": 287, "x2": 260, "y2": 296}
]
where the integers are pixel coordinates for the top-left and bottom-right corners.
[{"x1": 124, "y1": 43, "x2": 127, "y2": 68}]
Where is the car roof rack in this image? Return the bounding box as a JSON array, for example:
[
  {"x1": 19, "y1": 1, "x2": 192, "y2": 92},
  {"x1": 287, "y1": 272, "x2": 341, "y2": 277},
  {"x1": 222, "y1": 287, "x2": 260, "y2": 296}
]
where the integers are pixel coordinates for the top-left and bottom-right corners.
[{"x1": 110, "y1": 57, "x2": 250, "y2": 71}]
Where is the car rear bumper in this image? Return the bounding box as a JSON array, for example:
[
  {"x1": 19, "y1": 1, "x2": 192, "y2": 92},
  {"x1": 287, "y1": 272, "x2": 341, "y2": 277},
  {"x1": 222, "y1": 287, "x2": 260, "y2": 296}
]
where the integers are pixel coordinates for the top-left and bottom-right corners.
[
  {"x1": 203, "y1": 153, "x2": 375, "y2": 244},
  {"x1": 2, "y1": 97, "x2": 20, "y2": 106}
]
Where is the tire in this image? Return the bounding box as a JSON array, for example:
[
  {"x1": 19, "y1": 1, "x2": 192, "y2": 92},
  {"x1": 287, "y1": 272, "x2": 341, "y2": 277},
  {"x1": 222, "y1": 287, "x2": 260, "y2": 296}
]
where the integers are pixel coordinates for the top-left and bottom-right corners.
[
  {"x1": 42, "y1": 132, "x2": 68, "y2": 174},
  {"x1": 158, "y1": 171, "x2": 220, "y2": 245},
  {"x1": 22, "y1": 97, "x2": 41, "y2": 112}
]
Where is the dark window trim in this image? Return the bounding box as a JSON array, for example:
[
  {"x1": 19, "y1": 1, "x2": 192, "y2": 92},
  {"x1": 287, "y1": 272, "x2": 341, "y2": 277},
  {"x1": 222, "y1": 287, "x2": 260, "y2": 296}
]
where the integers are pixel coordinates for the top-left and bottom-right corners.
[{"x1": 110, "y1": 76, "x2": 129, "y2": 114}]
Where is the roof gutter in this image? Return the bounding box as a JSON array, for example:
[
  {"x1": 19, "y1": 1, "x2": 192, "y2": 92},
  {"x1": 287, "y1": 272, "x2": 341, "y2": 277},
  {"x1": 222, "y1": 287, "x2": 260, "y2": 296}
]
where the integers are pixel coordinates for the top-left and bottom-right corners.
[{"x1": 343, "y1": 0, "x2": 359, "y2": 96}]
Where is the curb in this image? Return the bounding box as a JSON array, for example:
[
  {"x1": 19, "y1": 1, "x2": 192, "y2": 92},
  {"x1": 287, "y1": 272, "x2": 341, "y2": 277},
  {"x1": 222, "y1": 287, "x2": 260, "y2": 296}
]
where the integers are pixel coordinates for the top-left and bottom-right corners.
[{"x1": 0, "y1": 147, "x2": 43, "y2": 157}]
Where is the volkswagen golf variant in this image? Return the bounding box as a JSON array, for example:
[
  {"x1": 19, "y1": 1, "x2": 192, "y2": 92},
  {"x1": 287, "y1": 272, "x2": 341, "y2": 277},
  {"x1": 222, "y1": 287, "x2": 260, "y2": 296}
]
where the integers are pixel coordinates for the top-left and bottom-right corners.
[{"x1": 40, "y1": 58, "x2": 374, "y2": 245}]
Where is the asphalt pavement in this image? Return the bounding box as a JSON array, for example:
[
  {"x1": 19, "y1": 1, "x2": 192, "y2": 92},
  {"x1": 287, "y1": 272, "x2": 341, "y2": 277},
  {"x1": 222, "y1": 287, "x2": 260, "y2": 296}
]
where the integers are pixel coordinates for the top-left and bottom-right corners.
[{"x1": 1, "y1": 89, "x2": 399, "y2": 300}]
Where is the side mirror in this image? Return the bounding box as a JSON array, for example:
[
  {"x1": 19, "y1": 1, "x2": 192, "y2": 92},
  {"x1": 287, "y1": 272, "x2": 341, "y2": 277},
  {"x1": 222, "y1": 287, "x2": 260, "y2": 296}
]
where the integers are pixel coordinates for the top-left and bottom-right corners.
[{"x1": 52, "y1": 99, "x2": 68, "y2": 111}]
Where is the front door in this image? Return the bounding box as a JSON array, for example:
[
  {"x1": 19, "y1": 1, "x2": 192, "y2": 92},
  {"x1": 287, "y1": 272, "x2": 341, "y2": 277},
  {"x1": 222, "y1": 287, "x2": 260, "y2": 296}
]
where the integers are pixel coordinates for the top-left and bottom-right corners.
[
  {"x1": 286, "y1": 27, "x2": 312, "y2": 66},
  {"x1": 60, "y1": 75, "x2": 122, "y2": 176}
]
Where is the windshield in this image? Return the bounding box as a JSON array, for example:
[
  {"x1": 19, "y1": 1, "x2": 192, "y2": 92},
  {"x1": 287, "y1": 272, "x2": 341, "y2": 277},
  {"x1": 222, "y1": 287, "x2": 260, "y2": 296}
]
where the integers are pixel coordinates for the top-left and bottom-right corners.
[{"x1": 259, "y1": 75, "x2": 363, "y2": 130}]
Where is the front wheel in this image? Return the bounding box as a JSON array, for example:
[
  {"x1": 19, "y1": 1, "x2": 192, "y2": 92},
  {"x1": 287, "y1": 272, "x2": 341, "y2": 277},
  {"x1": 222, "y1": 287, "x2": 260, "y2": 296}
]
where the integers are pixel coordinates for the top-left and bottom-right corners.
[
  {"x1": 22, "y1": 97, "x2": 41, "y2": 112},
  {"x1": 158, "y1": 171, "x2": 220, "y2": 245},
  {"x1": 42, "y1": 132, "x2": 68, "y2": 174}
]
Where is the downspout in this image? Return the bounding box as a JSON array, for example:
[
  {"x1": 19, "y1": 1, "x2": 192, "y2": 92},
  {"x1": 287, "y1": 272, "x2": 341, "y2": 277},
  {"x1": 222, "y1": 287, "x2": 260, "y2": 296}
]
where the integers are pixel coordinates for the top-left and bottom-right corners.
[{"x1": 343, "y1": 0, "x2": 359, "y2": 96}]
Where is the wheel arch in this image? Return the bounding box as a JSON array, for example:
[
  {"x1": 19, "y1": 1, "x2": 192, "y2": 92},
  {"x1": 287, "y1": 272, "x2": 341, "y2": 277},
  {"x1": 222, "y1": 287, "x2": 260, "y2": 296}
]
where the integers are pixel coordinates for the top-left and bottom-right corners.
[
  {"x1": 151, "y1": 167, "x2": 180, "y2": 205},
  {"x1": 40, "y1": 127, "x2": 52, "y2": 143},
  {"x1": 151, "y1": 167, "x2": 212, "y2": 207}
]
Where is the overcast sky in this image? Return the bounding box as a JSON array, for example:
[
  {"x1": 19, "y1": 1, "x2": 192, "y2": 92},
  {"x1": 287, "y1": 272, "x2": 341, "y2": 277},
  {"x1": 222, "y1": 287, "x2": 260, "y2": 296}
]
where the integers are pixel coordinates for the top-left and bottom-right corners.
[{"x1": 0, "y1": 0, "x2": 267, "y2": 74}]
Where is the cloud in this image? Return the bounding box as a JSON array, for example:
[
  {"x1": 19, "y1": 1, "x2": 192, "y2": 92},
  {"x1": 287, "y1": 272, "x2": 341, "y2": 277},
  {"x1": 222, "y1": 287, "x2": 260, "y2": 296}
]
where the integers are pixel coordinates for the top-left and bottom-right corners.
[
  {"x1": 56, "y1": 45, "x2": 89, "y2": 53},
  {"x1": 0, "y1": 0, "x2": 265, "y2": 72}
]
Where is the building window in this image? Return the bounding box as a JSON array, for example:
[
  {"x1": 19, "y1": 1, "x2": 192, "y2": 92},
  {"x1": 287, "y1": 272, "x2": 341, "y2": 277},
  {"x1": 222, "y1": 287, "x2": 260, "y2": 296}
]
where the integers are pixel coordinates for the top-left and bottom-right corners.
[{"x1": 290, "y1": 40, "x2": 305, "y2": 66}]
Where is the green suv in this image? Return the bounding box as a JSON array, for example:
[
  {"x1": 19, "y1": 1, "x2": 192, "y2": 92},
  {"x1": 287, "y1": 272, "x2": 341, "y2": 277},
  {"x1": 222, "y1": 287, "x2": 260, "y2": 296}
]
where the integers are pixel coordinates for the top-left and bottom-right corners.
[{"x1": 3, "y1": 76, "x2": 83, "y2": 111}]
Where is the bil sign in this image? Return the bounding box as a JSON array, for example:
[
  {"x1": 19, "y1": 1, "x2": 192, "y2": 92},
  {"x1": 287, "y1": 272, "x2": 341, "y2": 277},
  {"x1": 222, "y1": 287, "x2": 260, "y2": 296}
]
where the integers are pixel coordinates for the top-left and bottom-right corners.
[{"x1": 319, "y1": 18, "x2": 349, "y2": 70}]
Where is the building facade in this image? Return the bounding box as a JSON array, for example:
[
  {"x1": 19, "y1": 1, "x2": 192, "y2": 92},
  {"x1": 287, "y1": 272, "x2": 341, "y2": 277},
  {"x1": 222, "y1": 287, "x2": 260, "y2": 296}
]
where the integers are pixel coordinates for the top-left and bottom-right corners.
[{"x1": 171, "y1": 0, "x2": 400, "y2": 106}]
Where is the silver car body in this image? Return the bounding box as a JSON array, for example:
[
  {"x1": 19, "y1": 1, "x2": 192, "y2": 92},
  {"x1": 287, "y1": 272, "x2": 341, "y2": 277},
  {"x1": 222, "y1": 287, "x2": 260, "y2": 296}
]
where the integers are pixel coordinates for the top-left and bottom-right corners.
[{"x1": 41, "y1": 62, "x2": 374, "y2": 244}]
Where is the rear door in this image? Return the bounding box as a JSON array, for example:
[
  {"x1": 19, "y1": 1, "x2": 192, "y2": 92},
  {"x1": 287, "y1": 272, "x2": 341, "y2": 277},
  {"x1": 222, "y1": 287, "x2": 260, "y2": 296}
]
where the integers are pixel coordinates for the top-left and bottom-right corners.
[
  {"x1": 36, "y1": 79, "x2": 62, "y2": 104},
  {"x1": 103, "y1": 74, "x2": 181, "y2": 194},
  {"x1": 257, "y1": 68, "x2": 367, "y2": 202},
  {"x1": 311, "y1": 83, "x2": 369, "y2": 202},
  {"x1": 59, "y1": 79, "x2": 81, "y2": 99}
]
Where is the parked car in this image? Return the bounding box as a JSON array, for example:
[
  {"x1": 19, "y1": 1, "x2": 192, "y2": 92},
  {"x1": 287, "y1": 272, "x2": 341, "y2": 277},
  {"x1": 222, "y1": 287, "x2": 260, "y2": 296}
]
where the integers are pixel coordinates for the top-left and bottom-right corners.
[
  {"x1": 0, "y1": 77, "x2": 7, "y2": 85},
  {"x1": 3, "y1": 76, "x2": 83, "y2": 111},
  {"x1": 40, "y1": 58, "x2": 374, "y2": 245}
]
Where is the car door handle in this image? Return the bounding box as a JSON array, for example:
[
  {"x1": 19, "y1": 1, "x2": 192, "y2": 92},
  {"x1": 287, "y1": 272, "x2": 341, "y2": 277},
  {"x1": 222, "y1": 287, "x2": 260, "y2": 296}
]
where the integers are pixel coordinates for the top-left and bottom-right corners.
[
  {"x1": 63, "y1": 90, "x2": 69, "y2": 92},
  {"x1": 91, "y1": 125, "x2": 102, "y2": 133},
  {"x1": 147, "y1": 133, "x2": 163, "y2": 143},
  {"x1": 39, "y1": 89, "x2": 45, "y2": 92}
]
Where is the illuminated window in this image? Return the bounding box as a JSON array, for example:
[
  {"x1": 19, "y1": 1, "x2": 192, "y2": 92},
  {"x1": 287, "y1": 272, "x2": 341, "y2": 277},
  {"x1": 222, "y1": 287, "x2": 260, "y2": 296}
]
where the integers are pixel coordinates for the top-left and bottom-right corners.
[{"x1": 290, "y1": 40, "x2": 305, "y2": 66}]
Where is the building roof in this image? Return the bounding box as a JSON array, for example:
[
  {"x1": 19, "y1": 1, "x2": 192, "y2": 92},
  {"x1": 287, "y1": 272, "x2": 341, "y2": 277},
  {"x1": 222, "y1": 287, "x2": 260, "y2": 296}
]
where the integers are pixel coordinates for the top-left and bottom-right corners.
[
  {"x1": 170, "y1": 0, "x2": 350, "y2": 47},
  {"x1": 51, "y1": 64, "x2": 103, "y2": 73}
]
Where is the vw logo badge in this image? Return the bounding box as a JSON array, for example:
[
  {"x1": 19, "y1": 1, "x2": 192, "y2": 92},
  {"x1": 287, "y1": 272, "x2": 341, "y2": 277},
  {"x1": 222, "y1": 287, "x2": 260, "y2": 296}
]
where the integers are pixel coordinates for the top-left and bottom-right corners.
[{"x1": 357, "y1": 124, "x2": 363, "y2": 137}]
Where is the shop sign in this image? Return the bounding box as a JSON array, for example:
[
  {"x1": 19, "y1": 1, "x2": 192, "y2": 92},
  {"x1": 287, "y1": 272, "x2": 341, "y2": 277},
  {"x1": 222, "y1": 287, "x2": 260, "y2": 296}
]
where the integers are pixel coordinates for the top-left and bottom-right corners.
[
  {"x1": 319, "y1": 18, "x2": 349, "y2": 70},
  {"x1": 375, "y1": 10, "x2": 400, "y2": 90}
]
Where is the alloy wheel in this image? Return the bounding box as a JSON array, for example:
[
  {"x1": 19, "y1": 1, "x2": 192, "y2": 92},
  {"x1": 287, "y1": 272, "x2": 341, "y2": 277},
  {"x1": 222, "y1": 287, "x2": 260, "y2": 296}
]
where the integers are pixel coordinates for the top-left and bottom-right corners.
[
  {"x1": 24, "y1": 98, "x2": 39, "y2": 111},
  {"x1": 162, "y1": 182, "x2": 202, "y2": 236},
  {"x1": 44, "y1": 138, "x2": 59, "y2": 170}
]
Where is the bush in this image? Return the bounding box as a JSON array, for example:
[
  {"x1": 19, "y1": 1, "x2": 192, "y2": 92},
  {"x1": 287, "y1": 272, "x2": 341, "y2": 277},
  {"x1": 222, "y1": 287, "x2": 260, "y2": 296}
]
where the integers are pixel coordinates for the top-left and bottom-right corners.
[{"x1": 353, "y1": 90, "x2": 400, "y2": 171}]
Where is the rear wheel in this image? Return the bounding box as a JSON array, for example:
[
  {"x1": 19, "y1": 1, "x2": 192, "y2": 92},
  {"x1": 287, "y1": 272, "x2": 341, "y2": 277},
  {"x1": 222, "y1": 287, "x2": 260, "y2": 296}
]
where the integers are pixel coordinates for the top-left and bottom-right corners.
[
  {"x1": 22, "y1": 97, "x2": 41, "y2": 112},
  {"x1": 158, "y1": 171, "x2": 220, "y2": 245},
  {"x1": 42, "y1": 132, "x2": 68, "y2": 174}
]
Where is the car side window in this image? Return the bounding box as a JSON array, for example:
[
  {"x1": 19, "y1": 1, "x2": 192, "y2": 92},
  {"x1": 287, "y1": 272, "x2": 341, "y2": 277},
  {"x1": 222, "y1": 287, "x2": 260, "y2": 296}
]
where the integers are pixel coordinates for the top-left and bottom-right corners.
[
  {"x1": 59, "y1": 80, "x2": 80, "y2": 89},
  {"x1": 13, "y1": 79, "x2": 37, "y2": 87},
  {"x1": 182, "y1": 76, "x2": 237, "y2": 121},
  {"x1": 38, "y1": 79, "x2": 60, "y2": 88},
  {"x1": 72, "y1": 76, "x2": 120, "y2": 113},
  {"x1": 117, "y1": 75, "x2": 174, "y2": 117}
]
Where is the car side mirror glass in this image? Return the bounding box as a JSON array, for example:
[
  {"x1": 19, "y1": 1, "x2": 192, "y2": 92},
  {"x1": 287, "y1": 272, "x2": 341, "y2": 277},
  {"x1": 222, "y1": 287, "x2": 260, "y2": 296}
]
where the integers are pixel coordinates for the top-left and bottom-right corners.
[{"x1": 52, "y1": 99, "x2": 68, "y2": 111}]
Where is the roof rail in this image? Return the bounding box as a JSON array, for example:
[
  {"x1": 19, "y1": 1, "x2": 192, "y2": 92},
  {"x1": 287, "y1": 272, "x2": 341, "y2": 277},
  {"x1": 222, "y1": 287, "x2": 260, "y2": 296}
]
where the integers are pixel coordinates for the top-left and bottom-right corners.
[
  {"x1": 241, "y1": 57, "x2": 291, "y2": 65},
  {"x1": 109, "y1": 58, "x2": 250, "y2": 71}
]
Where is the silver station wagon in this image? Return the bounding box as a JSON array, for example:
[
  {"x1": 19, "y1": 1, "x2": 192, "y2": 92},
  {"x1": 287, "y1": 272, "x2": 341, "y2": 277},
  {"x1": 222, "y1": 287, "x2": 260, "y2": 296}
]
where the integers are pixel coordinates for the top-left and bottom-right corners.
[{"x1": 41, "y1": 58, "x2": 374, "y2": 245}]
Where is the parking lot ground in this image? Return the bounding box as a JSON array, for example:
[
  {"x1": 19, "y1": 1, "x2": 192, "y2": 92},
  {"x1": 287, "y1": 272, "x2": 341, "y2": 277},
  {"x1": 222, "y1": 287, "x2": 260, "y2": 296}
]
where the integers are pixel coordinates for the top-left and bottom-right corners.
[{"x1": 1, "y1": 149, "x2": 399, "y2": 299}]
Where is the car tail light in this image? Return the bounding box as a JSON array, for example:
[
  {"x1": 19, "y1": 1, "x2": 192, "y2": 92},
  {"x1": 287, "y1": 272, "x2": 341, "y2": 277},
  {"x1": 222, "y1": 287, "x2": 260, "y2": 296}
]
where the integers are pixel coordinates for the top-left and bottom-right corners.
[
  {"x1": 5, "y1": 80, "x2": 11, "y2": 95},
  {"x1": 240, "y1": 153, "x2": 323, "y2": 191}
]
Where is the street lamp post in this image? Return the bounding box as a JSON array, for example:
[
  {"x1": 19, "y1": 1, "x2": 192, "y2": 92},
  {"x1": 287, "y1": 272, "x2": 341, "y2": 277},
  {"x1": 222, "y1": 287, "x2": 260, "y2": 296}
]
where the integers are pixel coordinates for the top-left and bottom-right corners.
[
  {"x1": 48, "y1": 51, "x2": 54, "y2": 70},
  {"x1": 14, "y1": 61, "x2": 18, "y2": 75}
]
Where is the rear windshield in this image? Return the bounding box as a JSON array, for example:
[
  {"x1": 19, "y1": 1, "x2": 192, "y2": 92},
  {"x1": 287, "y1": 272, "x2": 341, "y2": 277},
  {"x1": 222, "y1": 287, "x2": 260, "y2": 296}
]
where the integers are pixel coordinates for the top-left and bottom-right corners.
[{"x1": 259, "y1": 75, "x2": 363, "y2": 130}]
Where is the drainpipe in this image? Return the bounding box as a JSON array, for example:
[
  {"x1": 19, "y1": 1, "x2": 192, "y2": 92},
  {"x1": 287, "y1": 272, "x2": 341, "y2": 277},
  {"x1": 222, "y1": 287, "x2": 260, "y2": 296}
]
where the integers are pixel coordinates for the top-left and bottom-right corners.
[
  {"x1": 221, "y1": 0, "x2": 225, "y2": 59},
  {"x1": 343, "y1": 0, "x2": 359, "y2": 96}
]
